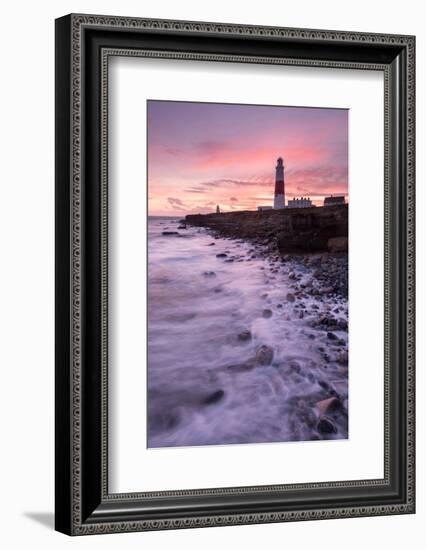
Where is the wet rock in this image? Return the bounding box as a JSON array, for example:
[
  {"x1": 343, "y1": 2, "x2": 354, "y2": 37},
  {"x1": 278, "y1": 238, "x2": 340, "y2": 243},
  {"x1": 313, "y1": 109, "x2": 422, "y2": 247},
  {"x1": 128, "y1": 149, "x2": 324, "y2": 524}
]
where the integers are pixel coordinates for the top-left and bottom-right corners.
[
  {"x1": 208, "y1": 242, "x2": 216, "y2": 246},
  {"x1": 321, "y1": 286, "x2": 334, "y2": 295},
  {"x1": 289, "y1": 360, "x2": 301, "y2": 373},
  {"x1": 299, "y1": 310, "x2": 304, "y2": 319},
  {"x1": 216, "y1": 253, "x2": 227, "y2": 258},
  {"x1": 237, "y1": 329, "x2": 252, "y2": 342},
  {"x1": 162, "y1": 231, "x2": 179, "y2": 236},
  {"x1": 317, "y1": 416, "x2": 337, "y2": 434},
  {"x1": 337, "y1": 319, "x2": 348, "y2": 330},
  {"x1": 318, "y1": 379, "x2": 339, "y2": 398},
  {"x1": 286, "y1": 292, "x2": 295, "y2": 302},
  {"x1": 327, "y1": 332, "x2": 338, "y2": 340},
  {"x1": 178, "y1": 224, "x2": 187, "y2": 229},
  {"x1": 255, "y1": 345, "x2": 274, "y2": 366},
  {"x1": 203, "y1": 271, "x2": 216, "y2": 277},
  {"x1": 337, "y1": 350, "x2": 348, "y2": 365},
  {"x1": 202, "y1": 389, "x2": 225, "y2": 405},
  {"x1": 316, "y1": 397, "x2": 342, "y2": 416},
  {"x1": 148, "y1": 409, "x2": 181, "y2": 434},
  {"x1": 262, "y1": 309, "x2": 273, "y2": 318}
]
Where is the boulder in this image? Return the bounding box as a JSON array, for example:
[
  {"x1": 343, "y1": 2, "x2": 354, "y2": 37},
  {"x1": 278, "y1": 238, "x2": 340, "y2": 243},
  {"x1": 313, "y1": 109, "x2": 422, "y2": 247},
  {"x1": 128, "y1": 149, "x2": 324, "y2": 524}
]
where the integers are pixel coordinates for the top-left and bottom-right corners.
[
  {"x1": 255, "y1": 345, "x2": 274, "y2": 366},
  {"x1": 237, "y1": 329, "x2": 252, "y2": 342},
  {"x1": 316, "y1": 397, "x2": 342, "y2": 416},
  {"x1": 202, "y1": 389, "x2": 225, "y2": 405},
  {"x1": 317, "y1": 416, "x2": 337, "y2": 434}
]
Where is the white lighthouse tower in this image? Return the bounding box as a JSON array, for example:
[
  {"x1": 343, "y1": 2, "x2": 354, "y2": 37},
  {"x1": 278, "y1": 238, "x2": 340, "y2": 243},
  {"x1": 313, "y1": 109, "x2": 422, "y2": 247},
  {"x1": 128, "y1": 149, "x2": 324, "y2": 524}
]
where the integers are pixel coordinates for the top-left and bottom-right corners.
[{"x1": 274, "y1": 157, "x2": 285, "y2": 209}]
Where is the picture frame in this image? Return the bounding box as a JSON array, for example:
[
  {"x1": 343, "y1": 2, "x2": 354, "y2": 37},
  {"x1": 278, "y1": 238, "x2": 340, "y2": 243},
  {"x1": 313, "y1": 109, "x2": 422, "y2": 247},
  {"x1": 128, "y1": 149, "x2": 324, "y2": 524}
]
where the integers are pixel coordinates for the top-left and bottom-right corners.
[{"x1": 55, "y1": 13, "x2": 415, "y2": 535}]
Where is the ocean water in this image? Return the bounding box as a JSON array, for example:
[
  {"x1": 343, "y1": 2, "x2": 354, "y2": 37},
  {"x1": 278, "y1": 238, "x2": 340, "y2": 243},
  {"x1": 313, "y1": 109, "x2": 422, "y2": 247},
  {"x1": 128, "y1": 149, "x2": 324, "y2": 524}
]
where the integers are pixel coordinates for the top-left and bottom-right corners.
[{"x1": 147, "y1": 216, "x2": 348, "y2": 448}]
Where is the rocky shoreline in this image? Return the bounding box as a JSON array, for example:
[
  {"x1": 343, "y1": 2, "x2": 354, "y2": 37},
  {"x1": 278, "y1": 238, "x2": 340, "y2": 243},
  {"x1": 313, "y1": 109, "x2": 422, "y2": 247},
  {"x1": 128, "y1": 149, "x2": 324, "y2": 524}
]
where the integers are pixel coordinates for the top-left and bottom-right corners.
[
  {"x1": 184, "y1": 208, "x2": 348, "y2": 299},
  {"x1": 152, "y1": 218, "x2": 349, "y2": 444},
  {"x1": 186, "y1": 204, "x2": 348, "y2": 255}
]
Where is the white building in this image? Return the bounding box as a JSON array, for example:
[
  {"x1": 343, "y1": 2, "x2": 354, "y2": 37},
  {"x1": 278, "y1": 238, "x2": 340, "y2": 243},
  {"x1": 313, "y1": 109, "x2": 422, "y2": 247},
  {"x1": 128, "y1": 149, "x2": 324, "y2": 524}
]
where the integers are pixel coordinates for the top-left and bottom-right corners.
[{"x1": 287, "y1": 197, "x2": 313, "y2": 208}]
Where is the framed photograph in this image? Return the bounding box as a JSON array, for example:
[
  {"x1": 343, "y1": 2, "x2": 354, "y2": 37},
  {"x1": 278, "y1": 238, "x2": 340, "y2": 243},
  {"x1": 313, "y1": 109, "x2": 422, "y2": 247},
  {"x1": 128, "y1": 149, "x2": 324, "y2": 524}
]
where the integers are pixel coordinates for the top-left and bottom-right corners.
[{"x1": 55, "y1": 14, "x2": 415, "y2": 535}]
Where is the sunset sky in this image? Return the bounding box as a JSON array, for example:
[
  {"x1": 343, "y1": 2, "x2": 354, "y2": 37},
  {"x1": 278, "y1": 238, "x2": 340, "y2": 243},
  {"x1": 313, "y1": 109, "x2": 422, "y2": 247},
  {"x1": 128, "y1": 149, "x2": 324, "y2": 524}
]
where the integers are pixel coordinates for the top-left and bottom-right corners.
[{"x1": 147, "y1": 100, "x2": 348, "y2": 216}]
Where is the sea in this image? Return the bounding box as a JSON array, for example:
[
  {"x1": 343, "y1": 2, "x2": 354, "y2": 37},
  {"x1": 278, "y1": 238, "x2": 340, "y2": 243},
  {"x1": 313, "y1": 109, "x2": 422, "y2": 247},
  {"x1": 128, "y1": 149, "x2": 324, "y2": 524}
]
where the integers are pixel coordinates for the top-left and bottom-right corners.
[{"x1": 147, "y1": 216, "x2": 348, "y2": 448}]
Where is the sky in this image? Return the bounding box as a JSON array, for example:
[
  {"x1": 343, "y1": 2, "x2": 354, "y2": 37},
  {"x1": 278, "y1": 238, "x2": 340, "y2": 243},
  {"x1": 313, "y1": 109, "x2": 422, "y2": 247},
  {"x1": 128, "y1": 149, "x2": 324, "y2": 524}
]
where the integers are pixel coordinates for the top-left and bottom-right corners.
[{"x1": 147, "y1": 100, "x2": 348, "y2": 216}]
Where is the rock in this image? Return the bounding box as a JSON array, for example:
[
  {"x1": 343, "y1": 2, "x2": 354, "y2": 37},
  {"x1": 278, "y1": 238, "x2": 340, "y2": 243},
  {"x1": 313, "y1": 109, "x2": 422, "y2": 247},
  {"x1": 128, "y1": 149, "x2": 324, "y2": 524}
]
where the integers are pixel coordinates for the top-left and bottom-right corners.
[
  {"x1": 288, "y1": 271, "x2": 296, "y2": 280},
  {"x1": 286, "y1": 292, "x2": 295, "y2": 302},
  {"x1": 262, "y1": 309, "x2": 273, "y2": 318},
  {"x1": 208, "y1": 242, "x2": 216, "y2": 246},
  {"x1": 299, "y1": 310, "x2": 304, "y2": 319},
  {"x1": 321, "y1": 286, "x2": 334, "y2": 295},
  {"x1": 318, "y1": 379, "x2": 339, "y2": 397},
  {"x1": 178, "y1": 224, "x2": 187, "y2": 229},
  {"x1": 337, "y1": 319, "x2": 348, "y2": 330},
  {"x1": 328, "y1": 236, "x2": 348, "y2": 253},
  {"x1": 255, "y1": 345, "x2": 274, "y2": 366},
  {"x1": 329, "y1": 380, "x2": 348, "y2": 399},
  {"x1": 337, "y1": 350, "x2": 348, "y2": 365},
  {"x1": 327, "y1": 332, "x2": 338, "y2": 340},
  {"x1": 216, "y1": 253, "x2": 227, "y2": 258},
  {"x1": 237, "y1": 329, "x2": 252, "y2": 342},
  {"x1": 202, "y1": 389, "x2": 225, "y2": 405},
  {"x1": 289, "y1": 360, "x2": 301, "y2": 373},
  {"x1": 317, "y1": 416, "x2": 337, "y2": 434},
  {"x1": 203, "y1": 271, "x2": 216, "y2": 277},
  {"x1": 148, "y1": 408, "x2": 181, "y2": 434},
  {"x1": 224, "y1": 258, "x2": 234, "y2": 263},
  {"x1": 162, "y1": 231, "x2": 179, "y2": 236},
  {"x1": 316, "y1": 397, "x2": 342, "y2": 416},
  {"x1": 307, "y1": 372, "x2": 316, "y2": 383}
]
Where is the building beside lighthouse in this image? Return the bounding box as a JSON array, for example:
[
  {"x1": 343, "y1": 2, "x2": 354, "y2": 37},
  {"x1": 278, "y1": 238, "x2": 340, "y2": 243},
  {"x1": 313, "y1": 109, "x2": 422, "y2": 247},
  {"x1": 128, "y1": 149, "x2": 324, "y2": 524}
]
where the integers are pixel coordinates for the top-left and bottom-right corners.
[
  {"x1": 288, "y1": 196, "x2": 313, "y2": 208},
  {"x1": 274, "y1": 157, "x2": 285, "y2": 209}
]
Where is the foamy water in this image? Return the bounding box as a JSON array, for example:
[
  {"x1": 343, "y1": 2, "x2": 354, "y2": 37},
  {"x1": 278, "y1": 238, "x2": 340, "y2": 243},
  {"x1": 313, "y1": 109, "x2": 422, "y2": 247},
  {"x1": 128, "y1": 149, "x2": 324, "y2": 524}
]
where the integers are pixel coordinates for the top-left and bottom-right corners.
[{"x1": 147, "y1": 217, "x2": 348, "y2": 447}]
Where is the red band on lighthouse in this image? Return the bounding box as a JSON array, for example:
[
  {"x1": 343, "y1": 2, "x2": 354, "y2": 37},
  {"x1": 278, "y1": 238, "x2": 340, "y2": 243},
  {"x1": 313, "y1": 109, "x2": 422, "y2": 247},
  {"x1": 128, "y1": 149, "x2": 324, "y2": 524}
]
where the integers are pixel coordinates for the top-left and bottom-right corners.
[{"x1": 274, "y1": 157, "x2": 285, "y2": 209}]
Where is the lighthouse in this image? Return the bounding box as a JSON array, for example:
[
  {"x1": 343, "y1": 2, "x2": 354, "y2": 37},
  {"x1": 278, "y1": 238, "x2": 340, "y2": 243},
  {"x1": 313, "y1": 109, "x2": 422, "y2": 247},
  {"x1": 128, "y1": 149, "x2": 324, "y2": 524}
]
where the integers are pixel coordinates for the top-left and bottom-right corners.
[{"x1": 274, "y1": 157, "x2": 285, "y2": 209}]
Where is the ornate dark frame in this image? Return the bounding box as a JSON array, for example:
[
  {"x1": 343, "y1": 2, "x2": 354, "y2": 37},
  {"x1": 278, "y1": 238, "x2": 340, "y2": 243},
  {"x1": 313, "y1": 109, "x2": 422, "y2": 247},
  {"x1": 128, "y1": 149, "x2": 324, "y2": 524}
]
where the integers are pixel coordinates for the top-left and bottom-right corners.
[{"x1": 55, "y1": 13, "x2": 415, "y2": 536}]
